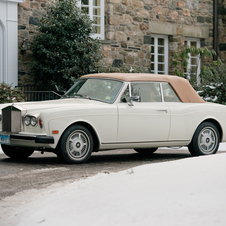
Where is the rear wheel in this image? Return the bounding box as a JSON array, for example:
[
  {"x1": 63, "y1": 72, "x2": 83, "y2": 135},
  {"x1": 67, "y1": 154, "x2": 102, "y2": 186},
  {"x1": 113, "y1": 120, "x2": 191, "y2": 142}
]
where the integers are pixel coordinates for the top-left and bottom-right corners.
[
  {"x1": 57, "y1": 125, "x2": 93, "y2": 164},
  {"x1": 1, "y1": 145, "x2": 34, "y2": 159},
  {"x1": 188, "y1": 122, "x2": 220, "y2": 156},
  {"x1": 134, "y1": 148, "x2": 158, "y2": 155}
]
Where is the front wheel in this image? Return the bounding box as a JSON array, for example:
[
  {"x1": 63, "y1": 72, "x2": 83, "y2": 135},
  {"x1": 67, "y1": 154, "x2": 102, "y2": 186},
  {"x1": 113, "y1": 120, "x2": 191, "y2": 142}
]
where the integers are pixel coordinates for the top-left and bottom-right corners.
[
  {"x1": 134, "y1": 148, "x2": 158, "y2": 155},
  {"x1": 1, "y1": 145, "x2": 34, "y2": 159},
  {"x1": 188, "y1": 122, "x2": 220, "y2": 156},
  {"x1": 58, "y1": 125, "x2": 93, "y2": 164}
]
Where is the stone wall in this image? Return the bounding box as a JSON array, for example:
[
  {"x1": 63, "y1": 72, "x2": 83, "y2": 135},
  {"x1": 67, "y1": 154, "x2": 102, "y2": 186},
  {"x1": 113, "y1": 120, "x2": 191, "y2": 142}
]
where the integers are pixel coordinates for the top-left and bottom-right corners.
[
  {"x1": 218, "y1": 0, "x2": 226, "y2": 61},
  {"x1": 17, "y1": 0, "x2": 226, "y2": 86},
  {"x1": 18, "y1": 0, "x2": 50, "y2": 85},
  {"x1": 103, "y1": 0, "x2": 215, "y2": 74}
]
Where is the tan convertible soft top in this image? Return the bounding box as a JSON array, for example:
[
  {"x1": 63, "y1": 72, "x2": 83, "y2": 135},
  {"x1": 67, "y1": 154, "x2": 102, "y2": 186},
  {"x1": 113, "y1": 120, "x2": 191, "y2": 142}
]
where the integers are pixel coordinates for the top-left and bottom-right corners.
[{"x1": 81, "y1": 73, "x2": 205, "y2": 103}]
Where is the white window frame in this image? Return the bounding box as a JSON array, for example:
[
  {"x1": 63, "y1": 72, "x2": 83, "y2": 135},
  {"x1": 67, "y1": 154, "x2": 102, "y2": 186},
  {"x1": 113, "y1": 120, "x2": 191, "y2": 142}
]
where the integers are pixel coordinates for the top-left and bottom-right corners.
[
  {"x1": 185, "y1": 37, "x2": 201, "y2": 83},
  {"x1": 77, "y1": 0, "x2": 105, "y2": 40},
  {"x1": 150, "y1": 34, "x2": 168, "y2": 75}
]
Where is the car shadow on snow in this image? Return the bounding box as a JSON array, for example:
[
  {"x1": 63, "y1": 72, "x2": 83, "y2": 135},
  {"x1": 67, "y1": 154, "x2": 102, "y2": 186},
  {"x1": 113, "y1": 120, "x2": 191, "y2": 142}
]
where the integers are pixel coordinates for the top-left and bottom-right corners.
[{"x1": 0, "y1": 148, "x2": 192, "y2": 166}]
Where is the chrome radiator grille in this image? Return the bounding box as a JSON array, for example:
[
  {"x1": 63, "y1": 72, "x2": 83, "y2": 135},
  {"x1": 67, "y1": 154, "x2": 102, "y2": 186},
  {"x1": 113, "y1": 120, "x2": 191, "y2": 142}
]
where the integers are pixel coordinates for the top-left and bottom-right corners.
[{"x1": 2, "y1": 106, "x2": 21, "y2": 133}]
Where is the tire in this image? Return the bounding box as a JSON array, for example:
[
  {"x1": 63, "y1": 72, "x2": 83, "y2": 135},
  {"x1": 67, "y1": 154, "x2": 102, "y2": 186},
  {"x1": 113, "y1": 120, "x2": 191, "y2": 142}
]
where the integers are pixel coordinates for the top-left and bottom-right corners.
[
  {"x1": 58, "y1": 125, "x2": 93, "y2": 164},
  {"x1": 134, "y1": 148, "x2": 158, "y2": 155},
  {"x1": 188, "y1": 122, "x2": 220, "y2": 156},
  {"x1": 1, "y1": 145, "x2": 34, "y2": 159}
]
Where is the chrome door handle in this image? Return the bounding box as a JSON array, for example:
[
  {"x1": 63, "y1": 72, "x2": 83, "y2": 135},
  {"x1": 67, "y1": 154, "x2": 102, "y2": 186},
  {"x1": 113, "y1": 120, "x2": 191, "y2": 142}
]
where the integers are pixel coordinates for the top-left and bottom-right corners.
[{"x1": 157, "y1": 109, "x2": 168, "y2": 113}]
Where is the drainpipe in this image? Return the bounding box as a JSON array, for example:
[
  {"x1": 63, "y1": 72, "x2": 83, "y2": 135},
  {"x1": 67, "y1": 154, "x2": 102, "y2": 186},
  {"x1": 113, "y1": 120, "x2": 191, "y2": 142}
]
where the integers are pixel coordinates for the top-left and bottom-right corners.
[{"x1": 213, "y1": 0, "x2": 218, "y2": 61}]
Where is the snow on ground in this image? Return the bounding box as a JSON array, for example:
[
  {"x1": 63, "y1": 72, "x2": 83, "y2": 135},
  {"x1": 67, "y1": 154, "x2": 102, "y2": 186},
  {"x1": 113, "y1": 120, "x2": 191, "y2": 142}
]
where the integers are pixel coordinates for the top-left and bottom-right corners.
[{"x1": 1, "y1": 150, "x2": 226, "y2": 226}]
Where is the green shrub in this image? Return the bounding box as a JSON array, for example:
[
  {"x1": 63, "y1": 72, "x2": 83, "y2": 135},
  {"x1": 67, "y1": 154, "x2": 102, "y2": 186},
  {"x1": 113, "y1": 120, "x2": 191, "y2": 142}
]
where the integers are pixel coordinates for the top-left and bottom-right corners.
[
  {"x1": 0, "y1": 83, "x2": 25, "y2": 104},
  {"x1": 30, "y1": 0, "x2": 103, "y2": 90},
  {"x1": 172, "y1": 47, "x2": 215, "y2": 88}
]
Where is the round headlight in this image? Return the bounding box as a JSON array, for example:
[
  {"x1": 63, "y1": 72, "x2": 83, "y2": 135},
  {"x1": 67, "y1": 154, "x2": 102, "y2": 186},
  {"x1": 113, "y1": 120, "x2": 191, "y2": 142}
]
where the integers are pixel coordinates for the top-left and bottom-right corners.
[
  {"x1": 24, "y1": 116, "x2": 31, "y2": 126},
  {"x1": 30, "y1": 117, "x2": 37, "y2": 126}
]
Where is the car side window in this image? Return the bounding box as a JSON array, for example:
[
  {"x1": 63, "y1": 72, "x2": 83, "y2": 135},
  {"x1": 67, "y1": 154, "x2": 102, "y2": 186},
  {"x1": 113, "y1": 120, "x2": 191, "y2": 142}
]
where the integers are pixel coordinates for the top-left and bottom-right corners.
[
  {"x1": 131, "y1": 82, "x2": 162, "y2": 102},
  {"x1": 162, "y1": 83, "x2": 181, "y2": 102}
]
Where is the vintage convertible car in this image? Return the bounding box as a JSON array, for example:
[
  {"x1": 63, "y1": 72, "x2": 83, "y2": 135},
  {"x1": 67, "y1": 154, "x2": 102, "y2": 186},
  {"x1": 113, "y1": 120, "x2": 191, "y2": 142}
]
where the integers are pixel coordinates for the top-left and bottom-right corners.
[{"x1": 0, "y1": 73, "x2": 226, "y2": 163}]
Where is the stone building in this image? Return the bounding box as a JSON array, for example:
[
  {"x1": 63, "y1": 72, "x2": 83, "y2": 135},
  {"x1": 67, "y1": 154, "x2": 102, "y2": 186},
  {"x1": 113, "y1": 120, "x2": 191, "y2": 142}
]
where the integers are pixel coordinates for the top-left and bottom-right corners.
[{"x1": 16, "y1": 0, "x2": 226, "y2": 86}]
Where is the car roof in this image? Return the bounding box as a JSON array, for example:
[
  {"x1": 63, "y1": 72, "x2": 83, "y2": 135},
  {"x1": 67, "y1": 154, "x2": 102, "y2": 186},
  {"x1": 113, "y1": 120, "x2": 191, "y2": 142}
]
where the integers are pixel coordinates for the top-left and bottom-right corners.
[{"x1": 80, "y1": 73, "x2": 205, "y2": 103}]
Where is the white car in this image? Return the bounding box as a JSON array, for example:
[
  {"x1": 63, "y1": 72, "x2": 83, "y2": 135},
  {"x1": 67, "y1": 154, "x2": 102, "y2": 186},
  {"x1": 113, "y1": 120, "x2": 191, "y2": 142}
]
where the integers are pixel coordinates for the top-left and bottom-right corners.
[{"x1": 0, "y1": 73, "x2": 226, "y2": 163}]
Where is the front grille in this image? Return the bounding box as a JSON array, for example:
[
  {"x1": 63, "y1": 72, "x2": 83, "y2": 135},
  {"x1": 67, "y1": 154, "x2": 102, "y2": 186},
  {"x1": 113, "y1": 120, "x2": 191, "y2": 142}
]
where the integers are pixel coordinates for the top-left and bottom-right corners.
[{"x1": 2, "y1": 106, "x2": 21, "y2": 133}]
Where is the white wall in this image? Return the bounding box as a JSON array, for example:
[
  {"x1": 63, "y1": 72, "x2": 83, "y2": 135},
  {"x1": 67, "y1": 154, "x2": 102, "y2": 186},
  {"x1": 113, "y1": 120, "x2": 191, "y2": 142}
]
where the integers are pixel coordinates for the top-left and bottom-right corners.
[{"x1": 0, "y1": 0, "x2": 25, "y2": 87}]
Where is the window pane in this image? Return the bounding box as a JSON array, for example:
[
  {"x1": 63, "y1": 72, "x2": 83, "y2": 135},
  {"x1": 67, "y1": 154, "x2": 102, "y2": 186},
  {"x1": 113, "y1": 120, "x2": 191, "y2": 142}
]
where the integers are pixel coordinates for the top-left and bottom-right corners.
[
  {"x1": 82, "y1": 7, "x2": 89, "y2": 14},
  {"x1": 191, "y1": 66, "x2": 197, "y2": 74},
  {"x1": 94, "y1": 0, "x2": 101, "y2": 6},
  {"x1": 191, "y1": 41, "x2": 197, "y2": 48},
  {"x1": 151, "y1": 63, "x2": 154, "y2": 71},
  {"x1": 158, "y1": 64, "x2": 164, "y2": 71},
  {"x1": 151, "y1": 46, "x2": 154, "y2": 54},
  {"x1": 82, "y1": 0, "x2": 89, "y2": 5},
  {"x1": 131, "y1": 83, "x2": 162, "y2": 102},
  {"x1": 162, "y1": 83, "x2": 180, "y2": 102},
  {"x1": 93, "y1": 26, "x2": 101, "y2": 34},
  {"x1": 93, "y1": 8, "x2": 101, "y2": 16},
  {"x1": 151, "y1": 54, "x2": 154, "y2": 62},
  {"x1": 158, "y1": 55, "x2": 164, "y2": 63},
  {"x1": 191, "y1": 57, "x2": 197, "y2": 65},
  {"x1": 66, "y1": 79, "x2": 123, "y2": 103},
  {"x1": 158, "y1": 38, "x2": 164, "y2": 45},
  {"x1": 158, "y1": 46, "x2": 164, "y2": 54},
  {"x1": 93, "y1": 16, "x2": 101, "y2": 25},
  {"x1": 151, "y1": 37, "x2": 154, "y2": 45}
]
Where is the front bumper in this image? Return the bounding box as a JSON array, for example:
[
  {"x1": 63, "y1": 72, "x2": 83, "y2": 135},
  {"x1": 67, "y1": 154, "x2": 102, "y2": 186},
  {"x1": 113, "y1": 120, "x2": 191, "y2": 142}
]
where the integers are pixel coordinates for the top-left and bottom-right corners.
[
  {"x1": 10, "y1": 134, "x2": 54, "y2": 144},
  {"x1": 0, "y1": 132, "x2": 54, "y2": 144}
]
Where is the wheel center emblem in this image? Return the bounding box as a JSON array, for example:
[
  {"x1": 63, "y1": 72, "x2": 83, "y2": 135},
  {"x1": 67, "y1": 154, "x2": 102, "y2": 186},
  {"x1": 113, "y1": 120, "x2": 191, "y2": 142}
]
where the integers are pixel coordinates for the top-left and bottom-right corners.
[
  {"x1": 76, "y1": 142, "x2": 81, "y2": 148},
  {"x1": 206, "y1": 138, "x2": 210, "y2": 143}
]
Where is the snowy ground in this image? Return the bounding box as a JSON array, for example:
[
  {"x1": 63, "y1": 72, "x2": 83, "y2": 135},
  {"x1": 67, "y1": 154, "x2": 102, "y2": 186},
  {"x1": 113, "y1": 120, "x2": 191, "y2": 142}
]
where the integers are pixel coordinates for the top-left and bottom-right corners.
[{"x1": 1, "y1": 144, "x2": 226, "y2": 226}]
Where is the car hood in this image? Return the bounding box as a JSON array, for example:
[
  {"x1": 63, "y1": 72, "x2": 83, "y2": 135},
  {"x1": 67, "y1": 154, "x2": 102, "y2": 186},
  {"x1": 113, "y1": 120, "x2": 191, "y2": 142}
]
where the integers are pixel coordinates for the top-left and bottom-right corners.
[{"x1": 0, "y1": 98, "x2": 108, "y2": 113}]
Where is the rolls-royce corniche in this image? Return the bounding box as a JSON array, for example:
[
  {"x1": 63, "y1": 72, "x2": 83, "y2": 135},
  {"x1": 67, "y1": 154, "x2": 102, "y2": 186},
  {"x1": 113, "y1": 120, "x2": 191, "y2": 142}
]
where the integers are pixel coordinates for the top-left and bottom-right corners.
[{"x1": 0, "y1": 73, "x2": 226, "y2": 163}]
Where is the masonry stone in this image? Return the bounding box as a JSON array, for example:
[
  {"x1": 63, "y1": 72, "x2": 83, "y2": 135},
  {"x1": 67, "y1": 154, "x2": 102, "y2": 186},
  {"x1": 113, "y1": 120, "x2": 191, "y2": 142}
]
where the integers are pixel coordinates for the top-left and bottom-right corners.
[
  {"x1": 29, "y1": 17, "x2": 40, "y2": 25},
  {"x1": 17, "y1": 0, "x2": 226, "y2": 86}
]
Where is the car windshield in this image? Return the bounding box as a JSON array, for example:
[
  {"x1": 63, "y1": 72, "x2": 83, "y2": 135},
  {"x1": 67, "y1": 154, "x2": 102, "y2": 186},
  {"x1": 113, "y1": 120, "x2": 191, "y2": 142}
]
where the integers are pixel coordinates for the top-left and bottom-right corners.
[{"x1": 63, "y1": 78, "x2": 123, "y2": 103}]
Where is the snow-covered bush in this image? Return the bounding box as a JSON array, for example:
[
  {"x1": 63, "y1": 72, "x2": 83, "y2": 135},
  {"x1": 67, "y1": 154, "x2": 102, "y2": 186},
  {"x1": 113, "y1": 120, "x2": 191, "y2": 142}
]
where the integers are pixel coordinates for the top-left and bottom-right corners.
[
  {"x1": 199, "y1": 61, "x2": 226, "y2": 104},
  {"x1": 0, "y1": 83, "x2": 25, "y2": 104}
]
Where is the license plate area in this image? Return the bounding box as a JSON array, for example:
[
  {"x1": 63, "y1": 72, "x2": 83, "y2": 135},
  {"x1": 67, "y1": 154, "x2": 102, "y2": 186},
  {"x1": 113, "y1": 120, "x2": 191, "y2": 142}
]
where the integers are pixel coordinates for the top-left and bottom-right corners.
[{"x1": 0, "y1": 135, "x2": 10, "y2": 145}]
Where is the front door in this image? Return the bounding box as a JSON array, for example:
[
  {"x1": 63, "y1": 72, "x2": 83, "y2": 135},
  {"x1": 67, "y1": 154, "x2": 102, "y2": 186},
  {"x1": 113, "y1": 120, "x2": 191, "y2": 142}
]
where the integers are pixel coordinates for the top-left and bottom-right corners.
[{"x1": 117, "y1": 82, "x2": 170, "y2": 143}]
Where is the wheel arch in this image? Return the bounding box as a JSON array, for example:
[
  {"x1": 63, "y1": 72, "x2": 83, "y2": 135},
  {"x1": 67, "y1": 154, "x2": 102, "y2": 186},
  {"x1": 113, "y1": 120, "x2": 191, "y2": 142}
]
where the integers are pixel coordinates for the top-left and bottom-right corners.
[
  {"x1": 57, "y1": 121, "x2": 100, "y2": 152},
  {"x1": 198, "y1": 118, "x2": 223, "y2": 142}
]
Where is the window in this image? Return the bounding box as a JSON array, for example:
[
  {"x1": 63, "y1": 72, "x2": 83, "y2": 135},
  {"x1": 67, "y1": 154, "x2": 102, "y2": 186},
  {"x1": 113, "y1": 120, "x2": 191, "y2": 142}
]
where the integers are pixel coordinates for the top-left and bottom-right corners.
[
  {"x1": 131, "y1": 82, "x2": 162, "y2": 102},
  {"x1": 162, "y1": 83, "x2": 181, "y2": 102},
  {"x1": 65, "y1": 78, "x2": 123, "y2": 103},
  {"x1": 184, "y1": 38, "x2": 201, "y2": 83},
  {"x1": 78, "y1": 0, "x2": 105, "y2": 39},
  {"x1": 150, "y1": 34, "x2": 168, "y2": 75},
  {"x1": 120, "y1": 82, "x2": 181, "y2": 103}
]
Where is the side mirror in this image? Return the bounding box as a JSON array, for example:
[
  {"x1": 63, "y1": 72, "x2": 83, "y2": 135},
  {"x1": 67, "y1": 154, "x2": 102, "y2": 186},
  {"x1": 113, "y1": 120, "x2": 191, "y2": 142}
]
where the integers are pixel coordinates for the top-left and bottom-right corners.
[{"x1": 128, "y1": 96, "x2": 141, "y2": 106}]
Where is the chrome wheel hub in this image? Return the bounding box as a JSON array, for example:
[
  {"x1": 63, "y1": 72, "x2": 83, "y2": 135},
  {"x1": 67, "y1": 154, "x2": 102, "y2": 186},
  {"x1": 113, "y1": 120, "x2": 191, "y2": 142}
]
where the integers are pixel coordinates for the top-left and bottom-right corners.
[
  {"x1": 198, "y1": 127, "x2": 217, "y2": 154},
  {"x1": 67, "y1": 131, "x2": 89, "y2": 158}
]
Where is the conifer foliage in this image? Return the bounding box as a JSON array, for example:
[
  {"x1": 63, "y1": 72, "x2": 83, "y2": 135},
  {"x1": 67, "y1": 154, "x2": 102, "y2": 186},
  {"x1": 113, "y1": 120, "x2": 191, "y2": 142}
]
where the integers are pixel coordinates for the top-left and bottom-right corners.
[{"x1": 30, "y1": 0, "x2": 102, "y2": 90}]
